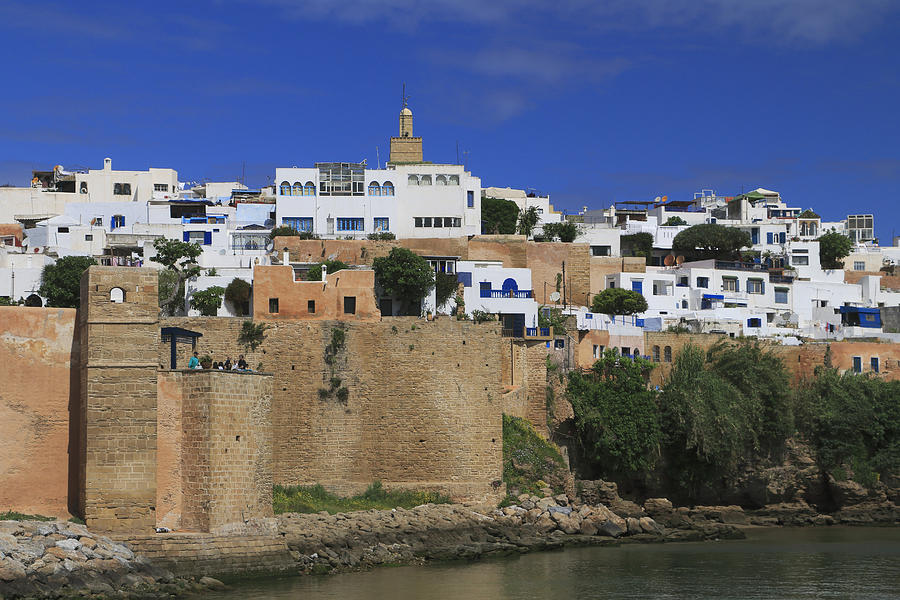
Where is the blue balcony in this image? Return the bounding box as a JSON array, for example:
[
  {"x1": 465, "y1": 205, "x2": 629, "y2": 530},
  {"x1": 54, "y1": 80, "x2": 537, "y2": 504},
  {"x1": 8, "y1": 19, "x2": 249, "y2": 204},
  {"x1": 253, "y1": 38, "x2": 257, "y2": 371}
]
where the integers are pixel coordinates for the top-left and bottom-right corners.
[
  {"x1": 480, "y1": 289, "x2": 534, "y2": 299},
  {"x1": 182, "y1": 216, "x2": 225, "y2": 224}
]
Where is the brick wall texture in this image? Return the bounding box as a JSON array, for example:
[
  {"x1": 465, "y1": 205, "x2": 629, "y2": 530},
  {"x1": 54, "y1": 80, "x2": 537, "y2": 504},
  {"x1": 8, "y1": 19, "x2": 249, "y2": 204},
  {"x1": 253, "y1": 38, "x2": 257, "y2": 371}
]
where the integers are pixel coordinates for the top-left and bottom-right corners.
[
  {"x1": 79, "y1": 267, "x2": 159, "y2": 532},
  {"x1": 160, "y1": 316, "x2": 506, "y2": 501},
  {"x1": 179, "y1": 370, "x2": 274, "y2": 533}
]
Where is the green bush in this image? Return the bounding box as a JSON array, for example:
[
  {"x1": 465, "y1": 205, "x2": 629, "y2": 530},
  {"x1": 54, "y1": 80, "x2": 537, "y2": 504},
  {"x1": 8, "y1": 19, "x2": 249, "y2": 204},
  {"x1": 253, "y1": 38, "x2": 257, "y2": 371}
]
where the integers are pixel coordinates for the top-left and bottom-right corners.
[
  {"x1": 366, "y1": 232, "x2": 396, "y2": 240},
  {"x1": 567, "y1": 351, "x2": 660, "y2": 480},
  {"x1": 591, "y1": 288, "x2": 648, "y2": 316},
  {"x1": 481, "y1": 197, "x2": 519, "y2": 234},
  {"x1": 796, "y1": 368, "x2": 900, "y2": 487},
  {"x1": 0, "y1": 511, "x2": 55, "y2": 521},
  {"x1": 189, "y1": 286, "x2": 225, "y2": 316},
  {"x1": 306, "y1": 260, "x2": 349, "y2": 281},
  {"x1": 39, "y1": 256, "x2": 97, "y2": 308}
]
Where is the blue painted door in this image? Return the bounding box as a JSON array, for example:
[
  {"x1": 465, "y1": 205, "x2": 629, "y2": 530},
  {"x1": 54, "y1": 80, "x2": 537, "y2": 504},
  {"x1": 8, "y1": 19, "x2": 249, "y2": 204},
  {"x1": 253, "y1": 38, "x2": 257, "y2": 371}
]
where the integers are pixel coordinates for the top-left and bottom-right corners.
[{"x1": 631, "y1": 280, "x2": 643, "y2": 294}]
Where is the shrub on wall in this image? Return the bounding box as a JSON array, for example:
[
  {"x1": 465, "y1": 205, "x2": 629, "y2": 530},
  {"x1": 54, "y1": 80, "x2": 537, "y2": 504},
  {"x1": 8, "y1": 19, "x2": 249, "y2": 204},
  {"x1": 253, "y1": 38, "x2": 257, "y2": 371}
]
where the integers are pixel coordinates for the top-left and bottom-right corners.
[
  {"x1": 190, "y1": 286, "x2": 225, "y2": 316},
  {"x1": 38, "y1": 255, "x2": 97, "y2": 308}
]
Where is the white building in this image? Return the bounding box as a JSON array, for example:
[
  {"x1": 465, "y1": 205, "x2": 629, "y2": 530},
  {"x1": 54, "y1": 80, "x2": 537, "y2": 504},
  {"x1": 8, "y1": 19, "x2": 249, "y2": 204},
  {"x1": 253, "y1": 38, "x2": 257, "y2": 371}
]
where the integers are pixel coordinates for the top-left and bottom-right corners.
[
  {"x1": 275, "y1": 161, "x2": 481, "y2": 239},
  {"x1": 455, "y1": 260, "x2": 539, "y2": 330},
  {"x1": 481, "y1": 186, "x2": 563, "y2": 229}
]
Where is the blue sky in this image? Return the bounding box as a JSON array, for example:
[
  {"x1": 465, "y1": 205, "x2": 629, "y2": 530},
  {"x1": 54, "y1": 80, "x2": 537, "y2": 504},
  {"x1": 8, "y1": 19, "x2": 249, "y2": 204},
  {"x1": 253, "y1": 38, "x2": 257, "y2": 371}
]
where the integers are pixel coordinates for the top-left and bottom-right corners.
[{"x1": 1, "y1": 1, "x2": 898, "y2": 241}]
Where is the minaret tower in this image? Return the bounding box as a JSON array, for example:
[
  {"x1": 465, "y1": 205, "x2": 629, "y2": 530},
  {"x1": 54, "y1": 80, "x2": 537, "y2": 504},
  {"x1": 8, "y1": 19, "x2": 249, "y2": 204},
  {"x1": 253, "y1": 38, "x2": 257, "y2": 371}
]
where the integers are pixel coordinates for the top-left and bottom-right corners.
[{"x1": 389, "y1": 84, "x2": 423, "y2": 163}]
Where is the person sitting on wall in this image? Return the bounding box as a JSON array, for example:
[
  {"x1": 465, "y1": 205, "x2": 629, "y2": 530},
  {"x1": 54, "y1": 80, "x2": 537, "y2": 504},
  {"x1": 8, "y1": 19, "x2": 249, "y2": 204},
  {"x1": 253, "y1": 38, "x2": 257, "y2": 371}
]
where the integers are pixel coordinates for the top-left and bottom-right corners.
[
  {"x1": 188, "y1": 351, "x2": 200, "y2": 369},
  {"x1": 217, "y1": 362, "x2": 225, "y2": 370},
  {"x1": 224, "y1": 357, "x2": 232, "y2": 370},
  {"x1": 237, "y1": 355, "x2": 248, "y2": 370},
  {"x1": 212, "y1": 361, "x2": 220, "y2": 370}
]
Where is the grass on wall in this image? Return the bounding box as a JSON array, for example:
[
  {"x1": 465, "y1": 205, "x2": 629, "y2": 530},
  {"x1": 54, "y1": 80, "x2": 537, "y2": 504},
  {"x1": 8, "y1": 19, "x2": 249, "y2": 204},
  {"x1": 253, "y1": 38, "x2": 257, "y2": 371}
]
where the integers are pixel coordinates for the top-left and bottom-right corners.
[
  {"x1": 502, "y1": 414, "x2": 568, "y2": 498},
  {"x1": 0, "y1": 511, "x2": 56, "y2": 521},
  {"x1": 273, "y1": 481, "x2": 450, "y2": 515}
]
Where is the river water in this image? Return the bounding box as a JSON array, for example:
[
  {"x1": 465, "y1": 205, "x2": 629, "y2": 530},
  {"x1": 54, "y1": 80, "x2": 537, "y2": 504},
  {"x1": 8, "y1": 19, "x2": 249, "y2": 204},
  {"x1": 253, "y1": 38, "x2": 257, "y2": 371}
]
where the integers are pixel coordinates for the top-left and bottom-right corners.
[{"x1": 203, "y1": 527, "x2": 900, "y2": 599}]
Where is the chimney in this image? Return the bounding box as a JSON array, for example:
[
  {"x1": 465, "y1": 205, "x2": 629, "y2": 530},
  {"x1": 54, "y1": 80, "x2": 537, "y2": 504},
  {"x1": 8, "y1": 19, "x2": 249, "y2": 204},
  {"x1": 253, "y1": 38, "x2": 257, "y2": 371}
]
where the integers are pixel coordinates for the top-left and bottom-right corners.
[
  {"x1": 104, "y1": 157, "x2": 111, "y2": 171},
  {"x1": 282, "y1": 247, "x2": 289, "y2": 266},
  {"x1": 321, "y1": 264, "x2": 327, "y2": 282}
]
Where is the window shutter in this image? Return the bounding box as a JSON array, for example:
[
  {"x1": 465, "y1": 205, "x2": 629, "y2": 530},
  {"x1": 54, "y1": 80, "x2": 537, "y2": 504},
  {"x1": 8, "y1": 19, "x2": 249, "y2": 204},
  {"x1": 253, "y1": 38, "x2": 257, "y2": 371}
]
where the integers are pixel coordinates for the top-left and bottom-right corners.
[
  {"x1": 183, "y1": 232, "x2": 190, "y2": 242},
  {"x1": 203, "y1": 231, "x2": 212, "y2": 245}
]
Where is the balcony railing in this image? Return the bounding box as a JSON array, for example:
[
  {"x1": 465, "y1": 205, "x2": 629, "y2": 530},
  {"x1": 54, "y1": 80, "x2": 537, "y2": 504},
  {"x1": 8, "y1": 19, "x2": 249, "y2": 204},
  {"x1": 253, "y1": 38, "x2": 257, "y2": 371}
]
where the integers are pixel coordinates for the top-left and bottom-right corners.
[
  {"x1": 480, "y1": 289, "x2": 534, "y2": 299},
  {"x1": 182, "y1": 216, "x2": 226, "y2": 224},
  {"x1": 714, "y1": 260, "x2": 768, "y2": 272},
  {"x1": 503, "y1": 326, "x2": 552, "y2": 339},
  {"x1": 769, "y1": 274, "x2": 795, "y2": 284}
]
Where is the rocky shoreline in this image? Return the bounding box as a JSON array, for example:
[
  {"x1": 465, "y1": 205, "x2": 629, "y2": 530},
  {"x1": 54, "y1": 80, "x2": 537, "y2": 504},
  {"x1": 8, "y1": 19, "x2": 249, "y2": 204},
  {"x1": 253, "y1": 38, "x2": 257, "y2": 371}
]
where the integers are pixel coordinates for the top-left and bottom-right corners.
[{"x1": 2, "y1": 484, "x2": 897, "y2": 599}]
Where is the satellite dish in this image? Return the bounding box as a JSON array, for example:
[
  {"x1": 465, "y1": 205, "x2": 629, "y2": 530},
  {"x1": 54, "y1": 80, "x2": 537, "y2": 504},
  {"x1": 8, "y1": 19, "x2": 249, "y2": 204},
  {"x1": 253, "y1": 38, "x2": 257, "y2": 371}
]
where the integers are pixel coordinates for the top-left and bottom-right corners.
[
  {"x1": 661, "y1": 195, "x2": 668, "y2": 202},
  {"x1": 654, "y1": 196, "x2": 661, "y2": 203},
  {"x1": 664, "y1": 254, "x2": 675, "y2": 267},
  {"x1": 265, "y1": 239, "x2": 274, "y2": 252},
  {"x1": 676, "y1": 255, "x2": 685, "y2": 266},
  {"x1": 549, "y1": 291, "x2": 561, "y2": 302}
]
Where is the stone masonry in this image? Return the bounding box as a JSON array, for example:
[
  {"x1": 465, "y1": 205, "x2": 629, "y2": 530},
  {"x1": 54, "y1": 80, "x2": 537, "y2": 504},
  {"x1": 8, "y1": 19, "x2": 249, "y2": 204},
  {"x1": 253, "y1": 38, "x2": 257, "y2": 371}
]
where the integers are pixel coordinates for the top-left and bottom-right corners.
[{"x1": 79, "y1": 267, "x2": 159, "y2": 532}]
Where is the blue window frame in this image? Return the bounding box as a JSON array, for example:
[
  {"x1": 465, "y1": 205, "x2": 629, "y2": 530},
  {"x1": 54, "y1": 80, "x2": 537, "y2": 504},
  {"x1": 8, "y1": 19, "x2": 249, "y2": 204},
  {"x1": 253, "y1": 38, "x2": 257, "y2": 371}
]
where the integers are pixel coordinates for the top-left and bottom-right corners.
[
  {"x1": 283, "y1": 217, "x2": 313, "y2": 232},
  {"x1": 852, "y1": 356, "x2": 862, "y2": 373},
  {"x1": 111, "y1": 215, "x2": 125, "y2": 230},
  {"x1": 631, "y1": 280, "x2": 643, "y2": 294},
  {"x1": 751, "y1": 228, "x2": 759, "y2": 244},
  {"x1": 747, "y1": 318, "x2": 762, "y2": 328},
  {"x1": 747, "y1": 279, "x2": 764, "y2": 294},
  {"x1": 766, "y1": 232, "x2": 773, "y2": 244},
  {"x1": 337, "y1": 217, "x2": 364, "y2": 232},
  {"x1": 779, "y1": 232, "x2": 786, "y2": 243},
  {"x1": 373, "y1": 217, "x2": 389, "y2": 232},
  {"x1": 467, "y1": 191, "x2": 474, "y2": 208},
  {"x1": 871, "y1": 357, "x2": 879, "y2": 373},
  {"x1": 775, "y1": 287, "x2": 788, "y2": 304}
]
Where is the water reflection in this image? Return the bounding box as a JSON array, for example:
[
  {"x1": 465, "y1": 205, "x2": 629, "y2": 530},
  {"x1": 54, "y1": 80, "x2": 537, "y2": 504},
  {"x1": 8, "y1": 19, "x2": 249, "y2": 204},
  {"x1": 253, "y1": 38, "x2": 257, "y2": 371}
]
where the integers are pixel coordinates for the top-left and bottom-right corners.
[{"x1": 201, "y1": 527, "x2": 900, "y2": 600}]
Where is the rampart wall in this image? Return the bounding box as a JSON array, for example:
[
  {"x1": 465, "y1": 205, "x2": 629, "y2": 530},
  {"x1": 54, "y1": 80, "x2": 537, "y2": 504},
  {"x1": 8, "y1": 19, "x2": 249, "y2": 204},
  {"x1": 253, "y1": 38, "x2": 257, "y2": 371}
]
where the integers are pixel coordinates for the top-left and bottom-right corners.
[
  {"x1": 0, "y1": 307, "x2": 77, "y2": 518},
  {"x1": 160, "y1": 316, "x2": 506, "y2": 501}
]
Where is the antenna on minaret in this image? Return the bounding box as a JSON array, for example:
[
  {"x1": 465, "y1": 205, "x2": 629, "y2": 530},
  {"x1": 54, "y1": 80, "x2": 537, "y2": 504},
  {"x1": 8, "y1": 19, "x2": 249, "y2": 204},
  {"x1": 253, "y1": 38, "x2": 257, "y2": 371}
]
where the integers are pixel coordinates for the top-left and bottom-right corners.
[{"x1": 401, "y1": 83, "x2": 409, "y2": 110}]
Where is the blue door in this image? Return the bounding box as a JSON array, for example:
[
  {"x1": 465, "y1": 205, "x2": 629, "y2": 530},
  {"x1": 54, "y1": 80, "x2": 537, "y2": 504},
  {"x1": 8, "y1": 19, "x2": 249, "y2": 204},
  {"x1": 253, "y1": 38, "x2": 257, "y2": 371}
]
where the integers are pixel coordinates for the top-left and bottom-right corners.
[{"x1": 631, "y1": 280, "x2": 643, "y2": 294}]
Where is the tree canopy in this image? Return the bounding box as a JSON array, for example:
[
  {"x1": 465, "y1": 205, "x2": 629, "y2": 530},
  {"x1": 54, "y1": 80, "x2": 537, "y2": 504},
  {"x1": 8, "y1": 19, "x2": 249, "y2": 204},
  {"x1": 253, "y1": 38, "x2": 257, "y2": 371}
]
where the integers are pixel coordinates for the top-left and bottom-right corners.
[
  {"x1": 39, "y1": 255, "x2": 97, "y2": 308},
  {"x1": 663, "y1": 216, "x2": 688, "y2": 226},
  {"x1": 190, "y1": 286, "x2": 224, "y2": 316},
  {"x1": 481, "y1": 197, "x2": 519, "y2": 234},
  {"x1": 621, "y1": 232, "x2": 653, "y2": 264},
  {"x1": 516, "y1": 206, "x2": 540, "y2": 238},
  {"x1": 153, "y1": 238, "x2": 202, "y2": 315},
  {"x1": 671, "y1": 224, "x2": 751, "y2": 260},
  {"x1": 591, "y1": 288, "x2": 648, "y2": 316},
  {"x1": 567, "y1": 351, "x2": 660, "y2": 479},
  {"x1": 306, "y1": 260, "x2": 349, "y2": 281},
  {"x1": 372, "y1": 247, "x2": 435, "y2": 315},
  {"x1": 817, "y1": 231, "x2": 853, "y2": 270},
  {"x1": 540, "y1": 221, "x2": 580, "y2": 242}
]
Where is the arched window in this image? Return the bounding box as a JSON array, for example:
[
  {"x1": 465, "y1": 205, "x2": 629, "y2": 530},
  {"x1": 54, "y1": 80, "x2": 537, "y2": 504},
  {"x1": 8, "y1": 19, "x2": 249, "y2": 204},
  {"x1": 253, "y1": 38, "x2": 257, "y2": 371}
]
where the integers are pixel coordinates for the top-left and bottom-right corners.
[
  {"x1": 304, "y1": 181, "x2": 316, "y2": 196},
  {"x1": 110, "y1": 287, "x2": 125, "y2": 303},
  {"x1": 408, "y1": 174, "x2": 419, "y2": 186},
  {"x1": 435, "y1": 175, "x2": 447, "y2": 186},
  {"x1": 280, "y1": 181, "x2": 291, "y2": 195},
  {"x1": 368, "y1": 181, "x2": 381, "y2": 196},
  {"x1": 448, "y1": 175, "x2": 460, "y2": 186},
  {"x1": 291, "y1": 182, "x2": 303, "y2": 196},
  {"x1": 652, "y1": 345, "x2": 660, "y2": 362},
  {"x1": 420, "y1": 175, "x2": 432, "y2": 186},
  {"x1": 664, "y1": 346, "x2": 672, "y2": 363},
  {"x1": 501, "y1": 278, "x2": 519, "y2": 294},
  {"x1": 382, "y1": 181, "x2": 394, "y2": 196}
]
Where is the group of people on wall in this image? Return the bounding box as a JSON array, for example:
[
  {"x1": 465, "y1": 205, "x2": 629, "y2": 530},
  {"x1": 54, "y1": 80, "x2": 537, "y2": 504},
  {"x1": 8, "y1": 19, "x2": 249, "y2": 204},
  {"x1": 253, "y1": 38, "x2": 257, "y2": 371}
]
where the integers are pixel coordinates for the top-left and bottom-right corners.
[{"x1": 187, "y1": 352, "x2": 249, "y2": 371}]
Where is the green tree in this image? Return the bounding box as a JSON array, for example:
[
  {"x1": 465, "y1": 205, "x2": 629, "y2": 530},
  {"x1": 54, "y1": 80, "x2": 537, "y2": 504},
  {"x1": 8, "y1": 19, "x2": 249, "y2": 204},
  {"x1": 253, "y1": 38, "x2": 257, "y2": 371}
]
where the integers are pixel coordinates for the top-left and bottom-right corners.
[
  {"x1": 591, "y1": 288, "x2": 648, "y2": 316},
  {"x1": 435, "y1": 272, "x2": 458, "y2": 309},
  {"x1": 224, "y1": 278, "x2": 251, "y2": 314},
  {"x1": 153, "y1": 238, "x2": 202, "y2": 315},
  {"x1": 481, "y1": 197, "x2": 519, "y2": 234},
  {"x1": 517, "y1": 206, "x2": 540, "y2": 238},
  {"x1": 672, "y1": 224, "x2": 751, "y2": 260},
  {"x1": 372, "y1": 247, "x2": 435, "y2": 315},
  {"x1": 306, "y1": 260, "x2": 349, "y2": 281},
  {"x1": 663, "y1": 216, "x2": 688, "y2": 226},
  {"x1": 541, "y1": 221, "x2": 580, "y2": 242},
  {"x1": 567, "y1": 350, "x2": 660, "y2": 479},
  {"x1": 795, "y1": 367, "x2": 900, "y2": 487},
  {"x1": 38, "y1": 256, "x2": 97, "y2": 308},
  {"x1": 817, "y1": 231, "x2": 853, "y2": 270},
  {"x1": 190, "y1": 286, "x2": 224, "y2": 316},
  {"x1": 621, "y1": 232, "x2": 654, "y2": 264}
]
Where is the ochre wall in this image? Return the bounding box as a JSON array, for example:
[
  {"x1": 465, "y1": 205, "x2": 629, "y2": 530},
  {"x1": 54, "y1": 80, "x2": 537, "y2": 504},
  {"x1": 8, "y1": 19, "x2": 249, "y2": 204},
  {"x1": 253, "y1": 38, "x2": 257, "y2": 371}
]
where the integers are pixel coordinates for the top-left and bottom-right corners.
[
  {"x1": 79, "y1": 267, "x2": 159, "y2": 532},
  {"x1": 156, "y1": 371, "x2": 183, "y2": 530},
  {"x1": 0, "y1": 307, "x2": 77, "y2": 518},
  {"x1": 252, "y1": 266, "x2": 380, "y2": 322},
  {"x1": 159, "y1": 317, "x2": 505, "y2": 502},
  {"x1": 180, "y1": 370, "x2": 273, "y2": 533}
]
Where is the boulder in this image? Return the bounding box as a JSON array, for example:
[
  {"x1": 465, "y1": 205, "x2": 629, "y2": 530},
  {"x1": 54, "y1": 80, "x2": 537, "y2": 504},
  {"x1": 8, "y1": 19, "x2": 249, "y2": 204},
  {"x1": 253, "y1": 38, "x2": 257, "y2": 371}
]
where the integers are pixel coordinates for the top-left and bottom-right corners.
[
  {"x1": 535, "y1": 514, "x2": 557, "y2": 534},
  {"x1": 579, "y1": 519, "x2": 599, "y2": 536},
  {"x1": 643, "y1": 498, "x2": 673, "y2": 516},
  {"x1": 626, "y1": 517, "x2": 642, "y2": 535},
  {"x1": 554, "y1": 494, "x2": 569, "y2": 507},
  {"x1": 638, "y1": 517, "x2": 662, "y2": 534},
  {"x1": 55, "y1": 539, "x2": 82, "y2": 552},
  {"x1": 0, "y1": 557, "x2": 26, "y2": 581},
  {"x1": 597, "y1": 520, "x2": 624, "y2": 538},
  {"x1": 547, "y1": 506, "x2": 572, "y2": 517}
]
